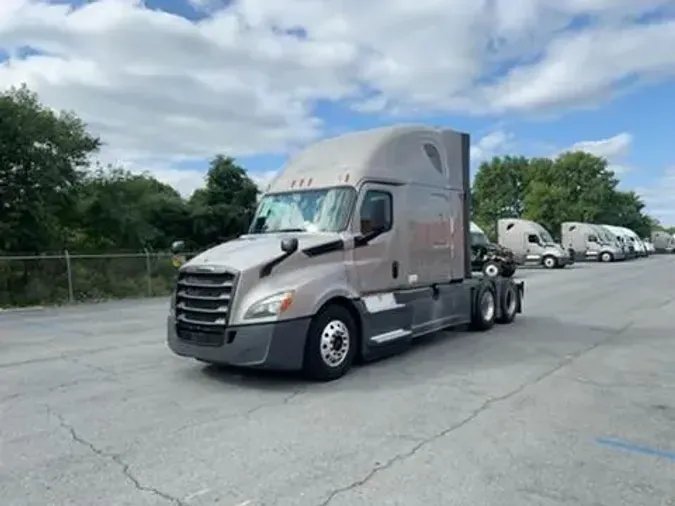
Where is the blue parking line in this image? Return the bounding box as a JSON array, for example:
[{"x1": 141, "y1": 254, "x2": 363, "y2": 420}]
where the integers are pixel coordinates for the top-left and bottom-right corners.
[{"x1": 596, "y1": 437, "x2": 675, "y2": 462}]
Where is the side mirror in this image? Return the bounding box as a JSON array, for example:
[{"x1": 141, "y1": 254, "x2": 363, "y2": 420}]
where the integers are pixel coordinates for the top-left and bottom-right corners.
[
  {"x1": 171, "y1": 240, "x2": 185, "y2": 253},
  {"x1": 370, "y1": 198, "x2": 388, "y2": 232},
  {"x1": 281, "y1": 237, "x2": 298, "y2": 254}
]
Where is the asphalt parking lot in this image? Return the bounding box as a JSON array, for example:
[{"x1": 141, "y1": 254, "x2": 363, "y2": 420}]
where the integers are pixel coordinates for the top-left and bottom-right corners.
[{"x1": 2, "y1": 256, "x2": 674, "y2": 506}]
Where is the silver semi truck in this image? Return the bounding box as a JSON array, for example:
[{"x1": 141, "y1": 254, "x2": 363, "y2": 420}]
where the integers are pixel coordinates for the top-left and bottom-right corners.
[
  {"x1": 167, "y1": 125, "x2": 525, "y2": 381},
  {"x1": 497, "y1": 218, "x2": 572, "y2": 269},
  {"x1": 561, "y1": 221, "x2": 625, "y2": 262}
]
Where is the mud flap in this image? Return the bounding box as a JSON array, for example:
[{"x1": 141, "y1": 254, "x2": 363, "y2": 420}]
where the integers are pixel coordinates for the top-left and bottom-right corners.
[{"x1": 516, "y1": 281, "x2": 524, "y2": 313}]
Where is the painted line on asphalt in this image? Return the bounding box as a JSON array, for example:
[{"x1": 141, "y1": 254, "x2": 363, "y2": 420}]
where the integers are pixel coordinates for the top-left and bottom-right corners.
[{"x1": 596, "y1": 437, "x2": 675, "y2": 462}]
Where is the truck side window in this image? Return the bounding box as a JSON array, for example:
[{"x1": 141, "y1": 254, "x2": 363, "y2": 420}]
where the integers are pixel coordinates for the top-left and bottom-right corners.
[
  {"x1": 588, "y1": 235, "x2": 598, "y2": 242},
  {"x1": 359, "y1": 190, "x2": 393, "y2": 234},
  {"x1": 527, "y1": 234, "x2": 539, "y2": 244}
]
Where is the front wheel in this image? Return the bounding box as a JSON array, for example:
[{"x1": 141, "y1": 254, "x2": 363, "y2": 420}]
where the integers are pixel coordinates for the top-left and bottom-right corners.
[
  {"x1": 542, "y1": 255, "x2": 557, "y2": 269},
  {"x1": 303, "y1": 305, "x2": 358, "y2": 381},
  {"x1": 599, "y1": 251, "x2": 613, "y2": 263},
  {"x1": 483, "y1": 260, "x2": 501, "y2": 278}
]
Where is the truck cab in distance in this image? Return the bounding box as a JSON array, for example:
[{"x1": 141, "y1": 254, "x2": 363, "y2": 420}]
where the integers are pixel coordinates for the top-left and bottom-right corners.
[
  {"x1": 651, "y1": 230, "x2": 675, "y2": 253},
  {"x1": 497, "y1": 218, "x2": 572, "y2": 269},
  {"x1": 470, "y1": 222, "x2": 517, "y2": 278},
  {"x1": 167, "y1": 125, "x2": 524, "y2": 381},
  {"x1": 561, "y1": 222, "x2": 624, "y2": 262},
  {"x1": 602, "y1": 225, "x2": 640, "y2": 259}
]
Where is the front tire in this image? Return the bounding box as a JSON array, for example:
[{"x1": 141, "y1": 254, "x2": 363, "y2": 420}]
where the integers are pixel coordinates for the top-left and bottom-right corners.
[
  {"x1": 542, "y1": 255, "x2": 557, "y2": 269},
  {"x1": 599, "y1": 251, "x2": 613, "y2": 263},
  {"x1": 303, "y1": 305, "x2": 357, "y2": 381}
]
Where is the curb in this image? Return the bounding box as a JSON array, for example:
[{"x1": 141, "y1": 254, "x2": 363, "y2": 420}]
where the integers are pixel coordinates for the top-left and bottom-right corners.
[{"x1": 0, "y1": 306, "x2": 46, "y2": 314}]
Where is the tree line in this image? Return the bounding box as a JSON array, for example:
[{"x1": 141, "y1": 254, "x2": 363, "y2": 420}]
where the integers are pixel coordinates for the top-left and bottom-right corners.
[
  {"x1": 0, "y1": 85, "x2": 259, "y2": 307},
  {"x1": 0, "y1": 85, "x2": 669, "y2": 307},
  {"x1": 471, "y1": 154, "x2": 664, "y2": 242}
]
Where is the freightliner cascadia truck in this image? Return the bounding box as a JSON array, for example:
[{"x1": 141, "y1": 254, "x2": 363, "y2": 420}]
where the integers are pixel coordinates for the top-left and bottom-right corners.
[{"x1": 167, "y1": 125, "x2": 525, "y2": 381}]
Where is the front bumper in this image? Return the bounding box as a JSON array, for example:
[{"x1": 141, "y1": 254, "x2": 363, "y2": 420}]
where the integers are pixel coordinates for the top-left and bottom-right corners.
[
  {"x1": 559, "y1": 256, "x2": 573, "y2": 266},
  {"x1": 167, "y1": 316, "x2": 311, "y2": 371}
]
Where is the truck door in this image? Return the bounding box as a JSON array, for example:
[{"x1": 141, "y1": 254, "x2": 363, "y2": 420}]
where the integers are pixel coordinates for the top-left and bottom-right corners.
[
  {"x1": 524, "y1": 233, "x2": 543, "y2": 262},
  {"x1": 350, "y1": 184, "x2": 402, "y2": 294},
  {"x1": 586, "y1": 233, "x2": 599, "y2": 259}
]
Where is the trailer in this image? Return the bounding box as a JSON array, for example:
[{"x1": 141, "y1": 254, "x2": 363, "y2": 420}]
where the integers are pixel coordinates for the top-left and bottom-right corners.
[
  {"x1": 651, "y1": 231, "x2": 675, "y2": 253},
  {"x1": 497, "y1": 218, "x2": 572, "y2": 269},
  {"x1": 166, "y1": 125, "x2": 525, "y2": 381},
  {"x1": 561, "y1": 221, "x2": 624, "y2": 262}
]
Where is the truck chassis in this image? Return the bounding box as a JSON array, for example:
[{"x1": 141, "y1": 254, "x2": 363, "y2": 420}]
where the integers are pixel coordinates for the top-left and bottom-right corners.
[{"x1": 168, "y1": 274, "x2": 524, "y2": 381}]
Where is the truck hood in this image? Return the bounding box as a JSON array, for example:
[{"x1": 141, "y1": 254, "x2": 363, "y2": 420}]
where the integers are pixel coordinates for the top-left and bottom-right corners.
[
  {"x1": 485, "y1": 242, "x2": 513, "y2": 256},
  {"x1": 183, "y1": 232, "x2": 343, "y2": 272},
  {"x1": 544, "y1": 243, "x2": 567, "y2": 256}
]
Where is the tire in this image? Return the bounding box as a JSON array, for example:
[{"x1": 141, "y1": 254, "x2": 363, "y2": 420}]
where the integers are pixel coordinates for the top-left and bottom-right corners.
[
  {"x1": 542, "y1": 255, "x2": 557, "y2": 269},
  {"x1": 470, "y1": 283, "x2": 496, "y2": 331},
  {"x1": 501, "y1": 264, "x2": 516, "y2": 278},
  {"x1": 599, "y1": 251, "x2": 613, "y2": 263},
  {"x1": 483, "y1": 261, "x2": 501, "y2": 278},
  {"x1": 303, "y1": 304, "x2": 358, "y2": 381},
  {"x1": 496, "y1": 283, "x2": 518, "y2": 324}
]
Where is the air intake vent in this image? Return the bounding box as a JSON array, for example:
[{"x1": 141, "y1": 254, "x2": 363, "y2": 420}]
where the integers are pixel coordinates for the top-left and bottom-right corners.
[{"x1": 175, "y1": 267, "x2": 237, "y2": 346}]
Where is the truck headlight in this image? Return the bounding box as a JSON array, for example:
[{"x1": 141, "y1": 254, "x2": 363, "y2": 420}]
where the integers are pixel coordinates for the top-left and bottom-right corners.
[{"x1": 244, "y1": 291, "x2": 294, "y2": 320}]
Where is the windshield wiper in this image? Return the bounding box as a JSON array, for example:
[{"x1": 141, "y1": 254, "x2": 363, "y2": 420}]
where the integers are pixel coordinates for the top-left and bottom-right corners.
[{"x1": 274, "y1": 228, "x2": 306, "y2": 233}]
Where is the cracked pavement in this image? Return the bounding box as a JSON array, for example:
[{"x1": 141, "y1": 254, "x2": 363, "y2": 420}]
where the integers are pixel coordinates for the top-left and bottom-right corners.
[{"x1": 2, "y1": 256, "x2": 675, "y2": 506}]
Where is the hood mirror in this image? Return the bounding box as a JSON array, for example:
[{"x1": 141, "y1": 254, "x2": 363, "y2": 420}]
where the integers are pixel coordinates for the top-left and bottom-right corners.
[
  {"x1": 171, "y1": 240, "x2": 185, "y2": 253},
  {"x1": 281, "y1": 237, "x2": 299, "y2": 254}
]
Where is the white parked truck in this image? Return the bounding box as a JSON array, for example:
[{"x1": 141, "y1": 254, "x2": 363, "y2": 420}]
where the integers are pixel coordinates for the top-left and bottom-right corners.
[
  {"x1": 497, "y1": 218, "x2": 572, "y2": 269},
  {"x1": 167, "y1": 125, "x2": 525, "y2": 381},
  {"x1": 651, "y1": 230, "x2": 675, "y2": 253},
  {"x1": 601, "y1": 225, "x2": 643, "y2": 258},
  {"x1": 561, "y1": 221, "x2": 624, "y2": 262}
]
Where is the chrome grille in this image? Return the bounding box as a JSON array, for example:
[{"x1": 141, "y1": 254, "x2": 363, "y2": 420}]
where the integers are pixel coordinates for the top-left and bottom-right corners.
[{"x1": 175, "y1": 267, "x2": 237, "y2": 346}]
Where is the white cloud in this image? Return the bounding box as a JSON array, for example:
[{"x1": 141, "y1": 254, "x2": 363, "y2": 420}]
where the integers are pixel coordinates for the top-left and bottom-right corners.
[
  {"x1": 637, "y1": 166, "x2": 675, "y2": 222},
  {"x1": 565, "y1": 132, "x2": 633, "y2": 174},
  {"x1": 470, "y1": 130, "x2": 515, "y2": 164},
  {"x1": 0, "y1": 0, "x2": 674, "y2": 191},
  {"x1": 568, "y1": 133, "x2": 632, "y2": 160}
]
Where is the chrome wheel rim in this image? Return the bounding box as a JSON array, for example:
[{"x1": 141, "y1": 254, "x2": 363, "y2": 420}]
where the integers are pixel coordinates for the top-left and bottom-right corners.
[
  {"x1": 485, "y1": 264, "x2": 499, "y2": 277},
  {"x1": 320, "y1": 320, "x2": 350, "y2": 367}
]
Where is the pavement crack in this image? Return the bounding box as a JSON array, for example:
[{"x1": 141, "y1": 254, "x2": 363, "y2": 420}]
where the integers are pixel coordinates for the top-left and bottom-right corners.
[
  {"x1": 317, "y1": 322, "x2": 634, "y2": 506},
  {"x1": 48, "y1": 406, "x2": 188, "y2": 506},
  {"x1": 173, "y1": 388, "x2": 305, "y2": 434},
  {"x1": 245, "y1": 389, "x2": 304, "y2": 417}
]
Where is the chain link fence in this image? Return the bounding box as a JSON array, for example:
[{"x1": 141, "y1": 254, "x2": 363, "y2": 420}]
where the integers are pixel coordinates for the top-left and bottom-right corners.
[{"x1": 0, "y1": 251, "x2": 199, "y2": 309}]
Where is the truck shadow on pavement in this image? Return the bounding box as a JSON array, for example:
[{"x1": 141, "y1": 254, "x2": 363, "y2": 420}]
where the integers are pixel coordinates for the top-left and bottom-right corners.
[{"x1": 189, "y1": 315, "x2": 671, "y2": 394}]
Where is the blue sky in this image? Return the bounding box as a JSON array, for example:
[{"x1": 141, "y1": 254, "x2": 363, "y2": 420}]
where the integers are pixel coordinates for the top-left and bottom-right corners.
[{"x1": 1, "y1": 0, "x2": 674, "y2": 221}]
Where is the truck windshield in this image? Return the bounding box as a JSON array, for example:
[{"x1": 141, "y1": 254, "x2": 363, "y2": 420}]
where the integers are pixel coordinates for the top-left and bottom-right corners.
[
  {"x1": 250, "y1": 187, "x2": 356, "y2": 234},
  {"x1": 470, "y1": 231, "x2": 489, "y2": 246},
  {"x1": 539, "y1": 230, "x2": 555, "y2": 245}
]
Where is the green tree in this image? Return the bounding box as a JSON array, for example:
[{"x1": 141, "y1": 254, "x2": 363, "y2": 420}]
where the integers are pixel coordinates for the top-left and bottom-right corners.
[
  {"x1": 188, "y1": 155, "x2": 259, "y2": 247},
  {"x1": 74, "y1": 165, "x2": 190, "y2": 252},
  {"x1": 0, "y1": 85, "x2": 101, "y2": 253},
  {"x1": 471, "y1": 155, "x2": 530, "y2": 239},
  {"x1": 600, "y1": 190, "x2": 653, "y2": 238},
  {"x1": 523, "y1": 151, "x2": 619, "y2": 237}
]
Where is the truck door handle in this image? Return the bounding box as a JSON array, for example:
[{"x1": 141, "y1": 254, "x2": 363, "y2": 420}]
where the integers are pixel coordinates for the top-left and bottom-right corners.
[{"x1": 392, "y1": 261, "x2": 399, "y2": 279}]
